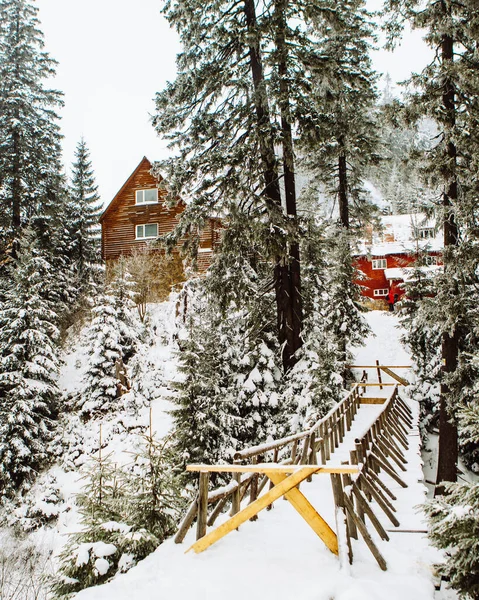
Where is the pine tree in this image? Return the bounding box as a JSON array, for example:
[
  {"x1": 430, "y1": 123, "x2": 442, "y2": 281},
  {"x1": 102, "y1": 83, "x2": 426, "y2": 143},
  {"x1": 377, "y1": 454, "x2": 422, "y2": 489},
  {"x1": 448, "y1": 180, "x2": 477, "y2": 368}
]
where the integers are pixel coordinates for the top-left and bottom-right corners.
[
  {"x1": 78, "y1": 262, "x2": 139, "y2": 418},
  {"x1": 0, "y1": 228, "x2": 59, "y2": 499},
  {"x1": 384, "y1": 0, "x2": 479, "y2": 487},
  {"x1": 0, "y1": 0, "x2": 64, "y2": 249},
  {"x1": 298, "y1": 0, "x2": 380, "y2": 230},
  {"x1": 171, "y1": 228, "x2": 289, "y2": 481},
  {"x1": 54, "y1": 436, "x2": 184, "y2": 598},
  {"x1": 66, "y1": 138, "x2": 102, "y2": 290}
]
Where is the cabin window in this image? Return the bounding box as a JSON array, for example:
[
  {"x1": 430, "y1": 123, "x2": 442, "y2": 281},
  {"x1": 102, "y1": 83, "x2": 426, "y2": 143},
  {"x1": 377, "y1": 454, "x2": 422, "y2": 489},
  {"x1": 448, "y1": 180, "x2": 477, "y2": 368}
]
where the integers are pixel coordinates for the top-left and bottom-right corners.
[
  {"x1": 372, "y1": 258, "x2": 387, "y2": 270},
  {"x1": 135, "y1": 189, "x2": 158, "y2": 205},
  {"x1": 135, "y1": 223, "x2": 158, "y2": 240},
  {"x1": 425, "y1": 255, "x2": 438, "y2": 266},
  {"x1": 373, "y1": 289, "x2": 389, "y2": 297},
  {"x1": 419, "y1": 227, "x2": 435, "y2": 239}
]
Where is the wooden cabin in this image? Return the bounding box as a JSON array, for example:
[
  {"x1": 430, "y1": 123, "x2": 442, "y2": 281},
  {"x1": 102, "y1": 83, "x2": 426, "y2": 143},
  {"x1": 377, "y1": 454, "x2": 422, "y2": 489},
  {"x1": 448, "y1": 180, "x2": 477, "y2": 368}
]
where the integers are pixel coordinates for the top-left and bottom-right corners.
[
  {"x1": 354, "y1": 214, "x2": 442, "y2": 305},
  {"x1": 100, "y1": 157, "x2": 219, "y2": 272}
]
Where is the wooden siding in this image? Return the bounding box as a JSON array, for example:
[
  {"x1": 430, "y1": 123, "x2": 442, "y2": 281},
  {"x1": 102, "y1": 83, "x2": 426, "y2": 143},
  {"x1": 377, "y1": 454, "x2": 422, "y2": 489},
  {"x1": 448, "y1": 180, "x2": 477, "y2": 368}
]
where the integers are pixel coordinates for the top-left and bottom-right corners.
[
  {"x1": 101, "y1": 158, "x2": 220, "y2": 272},
  {"x1": 355, "y1": 252, "x2": 442, "y2": 300}
]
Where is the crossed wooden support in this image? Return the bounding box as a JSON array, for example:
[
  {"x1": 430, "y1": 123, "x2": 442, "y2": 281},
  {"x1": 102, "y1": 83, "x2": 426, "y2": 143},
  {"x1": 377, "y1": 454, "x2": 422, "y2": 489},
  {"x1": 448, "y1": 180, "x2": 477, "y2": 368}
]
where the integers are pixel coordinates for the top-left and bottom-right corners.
[{"x1": 185, "y1": 464, "x2": 358, "y2": 555}]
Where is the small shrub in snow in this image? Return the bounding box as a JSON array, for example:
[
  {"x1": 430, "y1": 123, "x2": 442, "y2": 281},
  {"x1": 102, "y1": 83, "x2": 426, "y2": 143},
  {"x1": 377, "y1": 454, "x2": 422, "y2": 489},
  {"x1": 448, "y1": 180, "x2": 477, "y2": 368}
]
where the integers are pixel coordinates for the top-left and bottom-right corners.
[
  {"x1": 53, "y1": 433, "x2": 184, "y2": 597},
  {"x1": 425, "y1": 481, "x2": 479, "y2": 599}
]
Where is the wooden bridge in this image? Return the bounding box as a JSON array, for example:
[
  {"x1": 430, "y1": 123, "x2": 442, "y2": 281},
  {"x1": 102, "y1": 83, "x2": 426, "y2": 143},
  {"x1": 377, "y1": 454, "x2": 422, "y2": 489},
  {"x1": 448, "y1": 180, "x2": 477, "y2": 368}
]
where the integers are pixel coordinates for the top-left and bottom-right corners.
[{"x1": 174, "y1": 364, "x2": 414, "y2": 572}]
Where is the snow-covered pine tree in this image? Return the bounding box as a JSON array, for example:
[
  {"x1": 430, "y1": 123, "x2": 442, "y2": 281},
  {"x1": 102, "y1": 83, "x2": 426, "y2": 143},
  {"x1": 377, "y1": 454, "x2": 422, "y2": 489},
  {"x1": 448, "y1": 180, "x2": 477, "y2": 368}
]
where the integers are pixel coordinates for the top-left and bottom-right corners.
[
  {"x1": 424, "y1": 477, "x2": 479, "y2": 598},
  {"x1": 66, "y1": 138, "x2": 102, "y2": 291},
  {"x1": 299, "y1": 0, "x2": 380, "y2": 230},
  {"x1": 171, "y1": 220, "x2": 289, "y2": 481},
  {"x1": 78, "y1": 260, "x2": 139, "y2": 418},
  {"x1": 285, "y1": 220, "x2": 344, "y2": 431},
  {"x1": 0, "y1": 0, "x2": 64, "y2": 249},
  {"x1": 322, "y1": 227, "x2": 370, "y2": 357},
  {"x1": 0, "y1": 228, "x2": 60, "y2": 500},
  {"x1": 156, "y1": 0, "x2": 372, "y2": 371},
  {"x1": 384, "y1": 0, "x2": 479, "y2": 486},
  {"x1": 54, "y1": 432, "x2": 185, "y2": 598}
]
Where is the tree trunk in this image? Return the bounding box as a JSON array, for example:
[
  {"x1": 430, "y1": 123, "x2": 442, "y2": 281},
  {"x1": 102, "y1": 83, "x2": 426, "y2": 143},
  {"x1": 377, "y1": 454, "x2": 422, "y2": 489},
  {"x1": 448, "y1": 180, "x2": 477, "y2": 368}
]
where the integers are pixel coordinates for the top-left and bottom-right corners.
[
  {"x1": 436, "y1": 30, "x2": 458, "y2": 491},
  {"x1": 338, "y1": 140, "x2": 349, "y2": 230},
  {"x1": 244, "y1": 0, "x2": 301, "y2": 371},
  {"x1": 274, "y1": 0, "x2": 303, "y2": 365}
]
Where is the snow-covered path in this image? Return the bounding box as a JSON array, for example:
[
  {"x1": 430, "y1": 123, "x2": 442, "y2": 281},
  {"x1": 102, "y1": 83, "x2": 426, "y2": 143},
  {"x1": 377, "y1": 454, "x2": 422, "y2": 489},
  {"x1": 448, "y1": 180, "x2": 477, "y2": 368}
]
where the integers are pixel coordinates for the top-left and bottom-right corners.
[{"x1": 75, "y1": 313, "x2": 442, "y2": 600}]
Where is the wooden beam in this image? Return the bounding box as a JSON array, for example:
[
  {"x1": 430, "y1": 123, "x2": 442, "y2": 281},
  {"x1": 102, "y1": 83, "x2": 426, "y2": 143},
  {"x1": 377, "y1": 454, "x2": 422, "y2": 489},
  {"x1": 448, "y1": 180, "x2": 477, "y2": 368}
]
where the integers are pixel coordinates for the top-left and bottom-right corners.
[
  {"x1": 187, "y1": 467, "x2": 326, "y2": 554},
  {"x1": 360, "y1": 397, "x2": 387, "y2": 404},
  {"x1": 267, "y1": 471, "x2": 338, "y2": 555},
  {"x1": 186, "y1": 464, "x2": 359, "y2": 475},
  {"x1": 379, "y1": 366, "x2": 409, "y2": 386},
  {"x1": 347, "y1": 365, "x2": 411, "y2": 369}
]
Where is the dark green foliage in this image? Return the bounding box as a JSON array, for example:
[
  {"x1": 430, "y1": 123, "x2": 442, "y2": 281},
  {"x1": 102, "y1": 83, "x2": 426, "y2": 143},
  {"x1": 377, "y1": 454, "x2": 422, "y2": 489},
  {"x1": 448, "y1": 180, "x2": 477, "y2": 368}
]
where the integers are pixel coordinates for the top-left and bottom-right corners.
[
  {"x1": 65, "y1": 138, "x2": 102, "y2": 292},
  {"x1": 0, "y1": 228, "x2": 59, "y2": 499},
  {"x1": 0, "y1": 0, "x2": 64, "y2": 248}
]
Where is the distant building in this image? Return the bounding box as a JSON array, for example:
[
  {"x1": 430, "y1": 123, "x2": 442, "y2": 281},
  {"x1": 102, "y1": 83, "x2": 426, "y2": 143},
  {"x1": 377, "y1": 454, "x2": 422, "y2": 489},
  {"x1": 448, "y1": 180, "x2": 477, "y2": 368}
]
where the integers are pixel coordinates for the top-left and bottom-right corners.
[
  {"x1": 355, "y1": 214, "x2": 443, "y2": 303},
  {"x1": 100, "y1": 157, "x2": 220, "y2": 271}
]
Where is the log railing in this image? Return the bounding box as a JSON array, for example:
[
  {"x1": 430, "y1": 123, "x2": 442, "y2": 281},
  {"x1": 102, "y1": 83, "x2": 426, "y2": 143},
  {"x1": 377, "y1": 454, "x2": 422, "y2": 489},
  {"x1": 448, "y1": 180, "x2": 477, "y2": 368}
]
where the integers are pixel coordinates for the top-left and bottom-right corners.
[
  {"x1": 330, "y1": 384, "x2": 414, "y2": 571},
  {"x1": 175, "y1": 369, "x2": 414, "y2": 573},
  {"x1": 175, "y1": 383, "x2": 363, "y2": 544}
]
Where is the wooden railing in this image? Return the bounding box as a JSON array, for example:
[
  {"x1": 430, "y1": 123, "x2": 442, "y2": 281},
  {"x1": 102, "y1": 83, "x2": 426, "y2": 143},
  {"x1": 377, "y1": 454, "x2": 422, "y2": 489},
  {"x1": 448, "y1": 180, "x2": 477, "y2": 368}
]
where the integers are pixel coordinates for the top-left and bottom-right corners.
[
  {"x1": 175, "y1": 384, "x2": 363, "y2": 544},
  {"x1": 330, "y1": 384, "x2": 413, "y2": 571},
  {"x1": 175, "y1": 368, "x2": 414, "y2": 573}
]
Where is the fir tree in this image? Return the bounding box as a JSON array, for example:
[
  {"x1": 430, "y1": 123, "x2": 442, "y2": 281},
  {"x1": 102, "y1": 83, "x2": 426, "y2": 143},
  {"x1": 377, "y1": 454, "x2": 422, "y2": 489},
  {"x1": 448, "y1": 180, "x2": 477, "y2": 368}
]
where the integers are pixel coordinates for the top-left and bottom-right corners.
[
  {"x1": 66, "y1": 138, "x2": 102, "y2": 290},
  {"x1": 384, "y1": 0, "x2": 479, "y2": 486},
  {"x1": 0, "y1": 228, "x2": 59, "y2": 499},
  {"x1": 54, "y1": 436, "x2": 183, "y2": 598},
  {"x1": 299, "y1": 0, "x2": 380, "y2": 230},
  {"x1": 0, "y1": 0, "x2": 64, "y2": 249},
  {"x1": 78, "y1": 261, "x2": 138, "y2": 418}
]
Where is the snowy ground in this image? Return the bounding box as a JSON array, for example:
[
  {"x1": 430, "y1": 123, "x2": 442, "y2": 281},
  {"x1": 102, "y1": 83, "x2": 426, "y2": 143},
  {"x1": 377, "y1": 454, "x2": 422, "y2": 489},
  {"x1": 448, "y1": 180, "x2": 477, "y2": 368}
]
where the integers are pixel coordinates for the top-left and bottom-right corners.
[{"x1": 73, "y1": 312, "x2": 453, "y2": 600}]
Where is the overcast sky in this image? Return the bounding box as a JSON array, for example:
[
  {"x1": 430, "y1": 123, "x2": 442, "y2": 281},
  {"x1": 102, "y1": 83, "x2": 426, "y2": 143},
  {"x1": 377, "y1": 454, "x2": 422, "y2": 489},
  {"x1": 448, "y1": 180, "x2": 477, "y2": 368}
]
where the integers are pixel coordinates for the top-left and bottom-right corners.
[{"x1": 35, "y1": 0, "x2": 432, "y2": 206}]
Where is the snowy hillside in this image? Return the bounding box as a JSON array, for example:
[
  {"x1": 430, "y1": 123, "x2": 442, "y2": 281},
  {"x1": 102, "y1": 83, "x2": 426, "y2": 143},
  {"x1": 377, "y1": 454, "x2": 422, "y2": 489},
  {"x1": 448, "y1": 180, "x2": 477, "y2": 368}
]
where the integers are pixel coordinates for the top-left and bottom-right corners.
[
  {"x1": 68, "y1": 312, "x2": 450, "y2": 600},
  {"x1": 0, "y1": 299, "x2": 182, "y2": 595}
]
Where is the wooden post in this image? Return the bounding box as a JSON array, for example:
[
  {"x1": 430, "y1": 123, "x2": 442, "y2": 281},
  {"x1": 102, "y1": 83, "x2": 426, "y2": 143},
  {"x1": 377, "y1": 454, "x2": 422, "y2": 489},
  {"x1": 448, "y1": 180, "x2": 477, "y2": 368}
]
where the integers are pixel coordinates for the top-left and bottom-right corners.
[
  {"x1": 175, "y1": 498, "x2": 198, "y2": 543},
  {"x1": 249, "y1": 457, "x2": 259, "y2": 521},
  {"x1": 376, "y1": 360, "x2": 383, "y2": 390},
  {"x1": 231, "y1": 472, "x2": 242, "y2": 515},
  {"x1": 331, "y1": 473, "x2": 353, "y2": 567},
  {"x1": 196, "y1": 471, "x2": 210, "y2": 540},
  {"x1": 342, "y1": 493, "x2": 387, "y2": 571}
]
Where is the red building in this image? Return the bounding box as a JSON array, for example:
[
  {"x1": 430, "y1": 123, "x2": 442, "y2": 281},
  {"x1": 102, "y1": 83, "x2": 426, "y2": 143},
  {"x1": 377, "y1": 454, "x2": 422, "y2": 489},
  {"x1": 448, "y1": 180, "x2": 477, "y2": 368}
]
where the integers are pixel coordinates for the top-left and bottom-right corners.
[{"x1": 355, "y1": 214, "x2": 442, "y2": 303}]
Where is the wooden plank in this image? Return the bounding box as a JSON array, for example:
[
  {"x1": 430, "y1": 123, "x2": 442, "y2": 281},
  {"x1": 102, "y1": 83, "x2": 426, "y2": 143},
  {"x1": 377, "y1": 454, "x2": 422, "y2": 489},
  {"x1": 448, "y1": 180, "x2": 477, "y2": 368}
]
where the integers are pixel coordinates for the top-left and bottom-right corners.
[
  {"x1": 347, "y1": 365, "x2": 411, "y2": 369},
  {"x1": 343, "y1": 493, "x2": 387, "y2": 571},
  {"x1": 186, "y1": 464, "x2": 359, "y2": 475},
  {"x1": 376, "y1": 360, "x2": 383, "y2": 390},
  {"x1": 358, "y1": 383, "x2": 397, "y2": 387},
  {"x1": 267, "y1": 471, "x2": 338, "y2": 555},
  {"x1": 360, "y1": 397, "x2": 387, "y2": 404},
  {"x1": 186, "y1": 467, "x2": 324, "y2": 554},
  {"x1": 379, "y1": 366, "x2": 410, "y2": 386},
  {"x1": 175, "y1": 498, "x2": 198, "y2": 544}
]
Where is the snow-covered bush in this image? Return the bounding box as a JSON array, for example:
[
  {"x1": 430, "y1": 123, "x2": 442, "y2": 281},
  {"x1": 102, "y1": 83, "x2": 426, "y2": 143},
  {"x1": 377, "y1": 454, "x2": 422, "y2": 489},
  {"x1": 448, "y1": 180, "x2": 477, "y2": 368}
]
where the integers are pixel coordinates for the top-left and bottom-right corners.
[
  {"x1": 425, "y1": 481, "x2": 479, "y2": 599},
  {"x1": 54, "y1": 434, "x2": 184, "y2": 598}
]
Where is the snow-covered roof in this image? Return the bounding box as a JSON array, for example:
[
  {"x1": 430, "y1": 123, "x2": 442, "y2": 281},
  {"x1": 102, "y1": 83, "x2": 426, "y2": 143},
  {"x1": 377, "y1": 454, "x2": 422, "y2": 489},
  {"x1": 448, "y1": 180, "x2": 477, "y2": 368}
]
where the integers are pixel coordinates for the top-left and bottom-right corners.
[
  {"x1": 358, "y1": 213, "x2": 443, "y2": 257},
  {"x1": 385, "y1": 265, "x2": 442, "y2": 282}
]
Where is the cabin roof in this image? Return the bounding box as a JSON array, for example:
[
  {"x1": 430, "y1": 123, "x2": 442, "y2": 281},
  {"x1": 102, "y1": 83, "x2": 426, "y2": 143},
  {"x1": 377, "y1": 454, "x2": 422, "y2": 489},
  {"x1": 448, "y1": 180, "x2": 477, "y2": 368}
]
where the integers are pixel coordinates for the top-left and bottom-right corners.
[
  {"x1": 357, "y1": 213, "x2": 443, "y2": 257},
  {"x1": 100, "y1": 156, "x2": 162, "y2": 223}
]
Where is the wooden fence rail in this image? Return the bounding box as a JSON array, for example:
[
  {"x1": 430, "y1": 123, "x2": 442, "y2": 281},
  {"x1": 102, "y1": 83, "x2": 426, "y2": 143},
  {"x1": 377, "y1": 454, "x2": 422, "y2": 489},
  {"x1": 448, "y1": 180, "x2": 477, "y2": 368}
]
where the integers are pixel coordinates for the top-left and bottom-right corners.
[{"x1": 175, "y1": 366, "x2": 414, "y2": 573}]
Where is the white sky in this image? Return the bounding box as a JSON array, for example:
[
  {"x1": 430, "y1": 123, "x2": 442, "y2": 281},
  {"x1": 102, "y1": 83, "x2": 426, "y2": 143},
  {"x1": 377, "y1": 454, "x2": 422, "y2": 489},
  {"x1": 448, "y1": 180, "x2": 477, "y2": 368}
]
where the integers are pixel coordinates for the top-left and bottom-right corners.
[{"x1": 35, "y1": 0, "x2": 432, "y2": 206}]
